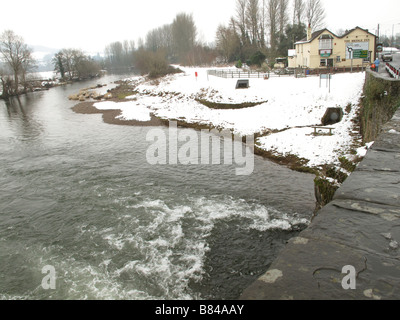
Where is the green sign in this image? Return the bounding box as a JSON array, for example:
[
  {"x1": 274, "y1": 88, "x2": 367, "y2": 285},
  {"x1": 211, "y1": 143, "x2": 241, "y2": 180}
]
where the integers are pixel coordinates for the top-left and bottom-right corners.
[
  {"x1": 346, "y1": 42, "x2": 369, "y2": 59},
  {"x1": 320, "y1": 49, "x2": 332, "y2": 57},
  {"x1": 353, "y1": 50, "x2": 368, "y2": 59}
]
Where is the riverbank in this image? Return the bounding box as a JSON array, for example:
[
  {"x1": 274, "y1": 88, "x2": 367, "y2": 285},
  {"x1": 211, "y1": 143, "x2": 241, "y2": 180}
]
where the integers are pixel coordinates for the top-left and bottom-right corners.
[{"x1": 71, "y1": 67, "x2": 370, "y2": 200}]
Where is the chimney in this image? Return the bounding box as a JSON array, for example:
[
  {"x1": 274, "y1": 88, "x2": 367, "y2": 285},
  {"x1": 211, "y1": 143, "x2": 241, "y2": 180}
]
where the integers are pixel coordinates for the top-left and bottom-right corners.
[{"x1": 307, "y1": 24, "x2": 312, "y2": 41}]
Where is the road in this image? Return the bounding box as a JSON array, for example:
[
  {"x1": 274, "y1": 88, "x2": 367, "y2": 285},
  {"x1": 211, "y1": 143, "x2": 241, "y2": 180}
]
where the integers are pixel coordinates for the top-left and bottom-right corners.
[
  {"x1": 390, "y1": 51, "x2": 400, "y2": 68},
  {"x1": 375, "y1": 51, "x2": 400, "y2": 78}
]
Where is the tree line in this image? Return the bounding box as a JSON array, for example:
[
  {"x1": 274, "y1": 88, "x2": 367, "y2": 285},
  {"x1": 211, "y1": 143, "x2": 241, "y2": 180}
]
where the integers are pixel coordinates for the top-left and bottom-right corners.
[
  {"x1": 1, "y1": 2, "x2": 327, "y2": 98},
  {"x1": 0, "y1": 30, "x2": 36, "y2": 98},
  {"x1": 103, "y1": 12, "x2": 217, "y2": 78},
  {"x1": 215, "y1": 0, "x2": 325, "y2": 66},
  {"x1": 0, "y1": 30, "x2": 101, "y2": 99},
  {"x1": 52, "y1": 48, "x2": 101, "y2": 81}
]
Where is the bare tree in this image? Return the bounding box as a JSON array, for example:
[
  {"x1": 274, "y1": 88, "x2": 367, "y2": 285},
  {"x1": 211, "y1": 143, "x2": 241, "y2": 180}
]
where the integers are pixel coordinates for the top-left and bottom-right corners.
[
  {"x1": 246, "y1": 0, "x2": 261, "y2": 46},
  {"x1": 20, "y1": 48, "x2": 37, "y2": 91},
  {"x1": 293, "y1": 0, "x2": 305, "y2": 25},
  {"x1": 235, "y1": 0, "x2": 248, "y2": 45},
  {"x1": 54, "y1": 48, "x2": 100, "y2": 80},
  {"x1": 215, "y1": 22, "x2": 241, "y2": 62},
  {"x1": 0, "y1": 64, "x2": 13, "y2": 98},
  {"x1": 0, "y1": 30, "x2": 36, "y2": 95},
  {"x1": 305, "y1": 0, "x2": 325, "y2": 31},
  {"x1": 267, "y1": 0, "x2": 280, "y2": 54},
  {"x1": 145, "y1": 29, "x2": 160, "y2": 52},
  {"x1": 171, "y1": 13, "x2": 197, "y2": 63},
  {"x1": 53, "y1": 52, "x2": 65, "y2": 79},
  {"x1": 260, "y1": 0, "x2": 267, "y2": 48},
  {"x1": 278, "y1": 0, "x2": 289, "y2": 37}
]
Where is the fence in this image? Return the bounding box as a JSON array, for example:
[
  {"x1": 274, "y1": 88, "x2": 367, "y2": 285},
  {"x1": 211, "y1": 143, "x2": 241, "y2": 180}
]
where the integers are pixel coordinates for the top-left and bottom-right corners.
[
  {"x1": 385, "y1": 62, "x2": 400, "y2": 79},
  {"x1": 207, "y1": 66, "x2": 367, "y2": 80},
  {"x1": 207, "y1": 69, "x2": 270, "y2": 79}
]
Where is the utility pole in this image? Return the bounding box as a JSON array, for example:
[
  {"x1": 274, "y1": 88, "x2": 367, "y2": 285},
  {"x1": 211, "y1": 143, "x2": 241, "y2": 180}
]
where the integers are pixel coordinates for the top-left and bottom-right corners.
[
  {"x1": 377, "y1": 24, "x2": 380, "y2": 42},
  {"x1": 393, "y1": 24, "x2": 394, "y2": 46}
]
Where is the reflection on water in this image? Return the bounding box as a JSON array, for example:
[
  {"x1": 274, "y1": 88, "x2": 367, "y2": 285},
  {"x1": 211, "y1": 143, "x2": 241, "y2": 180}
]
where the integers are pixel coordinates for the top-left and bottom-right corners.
[
  {"x1": 0, "y1": 74, "x2": 316, "y2": 300},
  {"x1": 3, "y1": 96, "x2": 44, "y2": 142}
]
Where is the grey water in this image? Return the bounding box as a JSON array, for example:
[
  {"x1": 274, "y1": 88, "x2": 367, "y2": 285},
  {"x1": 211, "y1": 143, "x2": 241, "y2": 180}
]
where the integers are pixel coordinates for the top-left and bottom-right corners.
[{"x1": 0, "y1": 74, "x2": 315, "y2": 300}]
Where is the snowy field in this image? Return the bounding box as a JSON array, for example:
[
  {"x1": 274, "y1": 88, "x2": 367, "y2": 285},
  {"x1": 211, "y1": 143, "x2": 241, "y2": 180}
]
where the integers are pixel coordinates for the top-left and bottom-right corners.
[{"x1": 93, "y1": 66, "x2": 368, "y2": 168}]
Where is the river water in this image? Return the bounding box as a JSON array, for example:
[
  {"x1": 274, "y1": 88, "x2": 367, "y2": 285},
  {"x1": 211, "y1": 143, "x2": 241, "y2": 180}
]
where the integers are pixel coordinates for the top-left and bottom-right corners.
[{"x1": 0, "y1": 74, "x2": 315, "y2": 300}]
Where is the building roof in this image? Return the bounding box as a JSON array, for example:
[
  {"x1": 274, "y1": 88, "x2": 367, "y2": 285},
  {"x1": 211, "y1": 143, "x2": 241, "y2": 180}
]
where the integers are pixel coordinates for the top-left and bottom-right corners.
[
  {"x1": 295, "y1": 26, "x2": 376, "y2": 45},
  {"x1": 295, "y1": 28, "x2": 334, "y2": 44},
  {"x1": 340, "y1": 26, "x2": 376, "y2": 39}
]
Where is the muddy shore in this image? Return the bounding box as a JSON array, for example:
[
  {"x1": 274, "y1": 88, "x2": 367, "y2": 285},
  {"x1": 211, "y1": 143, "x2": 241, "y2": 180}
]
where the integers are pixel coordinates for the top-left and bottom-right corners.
[
  {"x1": 72, "y1": 101, "x2": 165, "y2": 127},
  {"x1": 72, "y1": 99, "x2": 315, "y2": 175}
]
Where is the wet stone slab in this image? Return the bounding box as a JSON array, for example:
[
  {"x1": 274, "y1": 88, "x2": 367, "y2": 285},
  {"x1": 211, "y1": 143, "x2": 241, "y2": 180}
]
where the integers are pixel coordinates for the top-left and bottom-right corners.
[
  {"x1": 334, "y1": 170, "x2": 400, "y2": 207},
  {"x1": 356, "y1": 149, "x2": 400, "y2": 172},
  {"x1": 240, "y1": 109, "x2": 400, "y2": 300},
  {"x1": 240, "y1": 234, "x2": 400, "y2": 300},
  {"x1": 302, "y1": 200, "x2": 400, "y2": 258}
]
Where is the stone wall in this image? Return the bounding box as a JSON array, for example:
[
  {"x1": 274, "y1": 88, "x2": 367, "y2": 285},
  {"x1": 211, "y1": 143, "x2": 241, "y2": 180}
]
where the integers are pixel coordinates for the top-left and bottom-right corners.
[{"x1": 361, "y1": 70, "x2": 400, "y2": 143}]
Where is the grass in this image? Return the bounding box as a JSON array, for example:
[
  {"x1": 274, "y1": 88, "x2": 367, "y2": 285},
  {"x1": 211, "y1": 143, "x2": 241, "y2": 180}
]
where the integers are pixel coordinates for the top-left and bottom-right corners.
[
  {"x1": 361, "y1": 72, "x2": 400, "y2": 143},
  {"x1": 195, "y1": 99, "x2": 268, "y2": 110}
]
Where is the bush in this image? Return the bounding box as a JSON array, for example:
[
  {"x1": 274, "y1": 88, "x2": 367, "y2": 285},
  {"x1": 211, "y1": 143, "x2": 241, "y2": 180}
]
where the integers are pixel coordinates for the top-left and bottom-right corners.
[
  {"x1": 135, "y1": 49, "x2": 183, "y2": 79},
  {"x1": 235, "y1": 59, "x2": 242, "y2": 68},
  {"x1": 248, "y1": 51, "x2": 266, "y2": 67}
]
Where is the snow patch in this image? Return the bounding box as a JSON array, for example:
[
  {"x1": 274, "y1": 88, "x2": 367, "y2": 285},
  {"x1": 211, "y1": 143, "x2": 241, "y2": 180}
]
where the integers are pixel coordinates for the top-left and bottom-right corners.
[{"x1": 120, "y1": 66, "x2": 366, "y2": 167}]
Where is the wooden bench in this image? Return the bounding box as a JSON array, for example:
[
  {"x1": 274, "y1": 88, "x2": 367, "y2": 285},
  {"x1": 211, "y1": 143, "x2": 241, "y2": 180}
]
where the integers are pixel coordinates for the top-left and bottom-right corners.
[{"x1": 312, "y1": 126, "x2": 334, "y2": 136}]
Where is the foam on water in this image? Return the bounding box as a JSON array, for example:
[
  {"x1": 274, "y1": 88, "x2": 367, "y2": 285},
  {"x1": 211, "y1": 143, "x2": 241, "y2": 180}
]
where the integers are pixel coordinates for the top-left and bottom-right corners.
[
  {"x1": 55, "y1": 194, "x2": 308, "y2": 300},
  {"x1": 1, "y1": 192, "x2": 308, "y2": 300}
]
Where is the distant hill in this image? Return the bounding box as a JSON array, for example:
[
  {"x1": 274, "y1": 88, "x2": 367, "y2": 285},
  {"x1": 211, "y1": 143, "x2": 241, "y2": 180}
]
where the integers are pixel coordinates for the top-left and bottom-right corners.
[{"x1": 30, "y1": 45, "x2": 59, "y2": 72}]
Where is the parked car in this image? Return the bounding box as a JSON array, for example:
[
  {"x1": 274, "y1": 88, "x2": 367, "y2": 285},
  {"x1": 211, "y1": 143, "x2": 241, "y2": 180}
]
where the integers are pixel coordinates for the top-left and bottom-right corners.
[
  {"x1": 382, "y1": 52, "x2": 393, "y2": 62},
  {"x1": 273, "y1": 68, "x2": 295, "y2": 75}
]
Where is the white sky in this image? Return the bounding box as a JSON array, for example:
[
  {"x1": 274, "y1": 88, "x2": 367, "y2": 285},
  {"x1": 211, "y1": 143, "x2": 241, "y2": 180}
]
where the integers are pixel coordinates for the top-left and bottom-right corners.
[{"x1": 0, "y1": 0, "x2": 399, "y2": 55}]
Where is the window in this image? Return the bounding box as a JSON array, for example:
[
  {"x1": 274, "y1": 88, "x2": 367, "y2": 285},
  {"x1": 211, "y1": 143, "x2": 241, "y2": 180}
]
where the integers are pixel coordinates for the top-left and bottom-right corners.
[
  {"x1": 320, "y1": 59, "x2": 326, "y2": 67},
  {"x1": 319, "y1": 34, "x2": 334, "y2": 50},
  {"x1": 336, "y1": 56, "x2": 341, "y2": 63}
]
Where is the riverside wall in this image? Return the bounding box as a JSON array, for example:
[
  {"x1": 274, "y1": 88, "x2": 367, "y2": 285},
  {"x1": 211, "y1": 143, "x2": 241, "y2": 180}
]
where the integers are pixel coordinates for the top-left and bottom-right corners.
[{"x1": 240, "y1": 71, "x2": 400, "y2": 300}]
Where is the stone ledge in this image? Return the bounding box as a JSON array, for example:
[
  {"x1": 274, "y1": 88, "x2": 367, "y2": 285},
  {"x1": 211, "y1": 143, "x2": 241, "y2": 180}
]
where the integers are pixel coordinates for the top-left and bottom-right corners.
[{"x1": 240, "y1": 109, "x2": 400, "y2": 300}]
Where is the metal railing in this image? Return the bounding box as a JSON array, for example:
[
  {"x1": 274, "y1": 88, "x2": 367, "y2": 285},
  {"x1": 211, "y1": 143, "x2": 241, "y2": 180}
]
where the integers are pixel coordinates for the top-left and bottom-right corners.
[
  {"x1": 385, "y1": 62, "x2": 400, "y2": 79},
  {"x1": 207, "y1": 69, "x2": 270, "y2": 79},
  {"x1": 207, "y1": 66, "x2": 367, "y2": 80}
]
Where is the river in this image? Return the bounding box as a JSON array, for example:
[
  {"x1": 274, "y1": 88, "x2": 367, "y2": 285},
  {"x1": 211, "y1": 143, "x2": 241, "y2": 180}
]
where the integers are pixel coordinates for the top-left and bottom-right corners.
[{"x1": 0, "y1": 73, "x2": 315, "y2": 300}]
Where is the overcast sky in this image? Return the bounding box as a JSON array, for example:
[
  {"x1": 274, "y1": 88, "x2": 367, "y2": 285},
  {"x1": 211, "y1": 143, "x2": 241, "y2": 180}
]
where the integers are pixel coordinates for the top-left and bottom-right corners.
[{"x1": 0, "y1": 0, "x2": 399, "y2": 54}]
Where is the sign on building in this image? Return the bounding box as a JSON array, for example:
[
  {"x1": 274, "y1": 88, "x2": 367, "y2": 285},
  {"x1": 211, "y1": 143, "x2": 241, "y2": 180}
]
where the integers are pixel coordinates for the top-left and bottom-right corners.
[
  {"x1": 320, "y1": 49, "x2": 332, "y2": 57},
  {"x1": 346, "y1": 42, "x2": 369, "y2": 59}
]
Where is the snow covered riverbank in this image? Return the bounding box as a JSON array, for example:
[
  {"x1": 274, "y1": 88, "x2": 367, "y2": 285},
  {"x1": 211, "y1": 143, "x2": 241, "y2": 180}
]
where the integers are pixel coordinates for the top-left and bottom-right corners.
[{"x1": 90, "y1": 66, "x2": 370, "y2": 170}]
